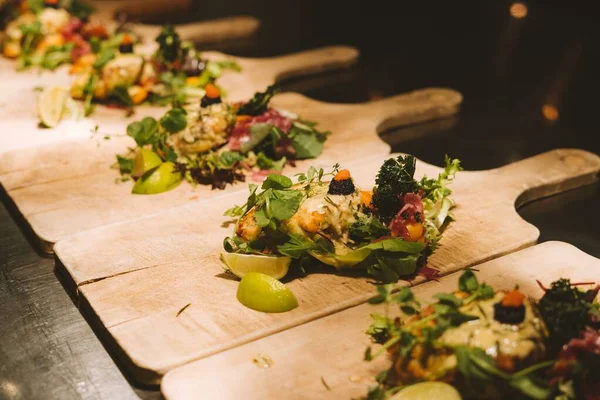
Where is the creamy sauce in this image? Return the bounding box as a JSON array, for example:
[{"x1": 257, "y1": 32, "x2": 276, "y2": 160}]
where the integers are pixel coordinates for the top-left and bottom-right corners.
[
  {"x1": 170, "y1": 103, "x2": 234, "y2": 154},
  {"x1": 440, "y1": 293, "x2": 547, "y2": 359},
  {"x1": 285, "y1": 183, "x2": 363, "y2": 254}
]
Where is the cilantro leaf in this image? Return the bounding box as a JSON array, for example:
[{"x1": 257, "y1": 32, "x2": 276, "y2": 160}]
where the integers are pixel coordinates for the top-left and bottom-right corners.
[
  {"x1": 261, "y1": 174, "x2": 292, "y2": 190},
  {"x1": 277, "y1": 235, "x2": 317, "y2": 258},
  {"x1": 256, "y1": 152, "x2": 286, "y2": 171},
  {"x1": 159, "y1": 107, "x2": 187, "y2": 133},
  {"x1": 288, "y1": 122, "x2": 328, "y2": 159},
  {"x1": 127, "y1": 117, "x2": 160, "y2": 147}
]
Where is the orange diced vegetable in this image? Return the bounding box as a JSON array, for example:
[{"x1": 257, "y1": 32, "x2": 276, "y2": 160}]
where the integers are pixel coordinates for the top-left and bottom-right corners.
[
  {"x1": 502, "y1": 289, "x2": 526, "y2": 307},
  {"x1": 334, "y1": 169, "x2": 351, "y2": 181},
  {"x1": 185, "y1": 76, "x2": 199, "y2": 86},
  {"x1": 360, "y1": 190, "x2": 373, "y2": 208},
  {"x1": 405, "y1": 222, "x2": 424, "y2": 242},
  {"x1": 205, "y1": 83, "x2": 220, "y2": 99}
]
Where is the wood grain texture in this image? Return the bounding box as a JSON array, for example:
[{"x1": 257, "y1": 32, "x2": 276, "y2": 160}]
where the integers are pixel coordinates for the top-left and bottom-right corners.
[
  {"x1": 91, "y1": 0, "x2": 260, "y2": 44},
  {"x1": 52, "y1": 149, "x2": 600, "y2": 384},
  {"x1": 2, "y1": 89, "x2": 461, "y2": 251},
  {"x1": 160, "y1": 241, "x2": 600, "y2": 400},
  {"x1": 0, "y1": 46, "x2": 359, "y2": 155}
]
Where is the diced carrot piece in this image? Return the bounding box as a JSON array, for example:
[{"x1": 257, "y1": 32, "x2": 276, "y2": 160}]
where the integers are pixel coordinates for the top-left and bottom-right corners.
[
  {"x1": 205, "y1": 83, "x2": 220, "y2": 99},
  {"x1": 128, "y1": 86, "x2": 148, "y2": 105},
  {"x1": 334, "y1": 169, "x2": 351, "y2": 181},
  {"x1": 121, "y1": 33, "x2": 134, "y2": 45},
  {"x1": 502, "y1": 289, "x2": 525, "y2": 307}
]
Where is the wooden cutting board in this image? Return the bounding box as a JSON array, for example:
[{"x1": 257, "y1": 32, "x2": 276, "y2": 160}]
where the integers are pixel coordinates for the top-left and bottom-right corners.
[
  {"x1": 52, "y1": 149, "x2": 600, "y2": 384},
  {"x1": 159, "y1": 241, "x2": 600, "y2": 400},
  {"x1": 1, "y1": 88, "x2": 461, "y2": 252},
  {"x1": 0, "y1": 45, "x2": 359, "y2": 154},
  {"x1": 85, "y1": 0, "x2": 260, "y2": 44}
]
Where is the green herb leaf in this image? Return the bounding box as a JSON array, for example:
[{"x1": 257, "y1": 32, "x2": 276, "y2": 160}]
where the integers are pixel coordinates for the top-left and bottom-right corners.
[
  {"x1": 237, "y1": 85, "x2": 280, "y2": 116},
  {"x1": 434, "y1": 292, "x2": 463, "y2": 307},
  {"x1": 256, "y1": 152, "x2": 286, "y2": 171},
  {"x1": 349, "y1": 214, "x2": 391, "y2": 244},
  {"x1": 107, "y1": 86, "x2": 133, "y2": 106},
  {"x1": 459, "y1": 270, "x2": 480, "y2": 293},
  {"x1": 261, "y1": 174, "x2": 293, "y2": 190},
  {"x1": 160, "y1": 107, "x2": 187, "y2": 133},
  {"x1": 241, "y1": 123, "x2": 275, "y2": 153},
  {"x1": 277, "y1": 235, "x2": 317, "y2": 259},
  {"x1": 127, "y1": 117, "x2": 160, "y2": 147},
  {"x1": 93, "y1": 49, "x2": 115, "y2": 69},
  {"x1": 288, "y1": 122, "x2": 328, "y2": 159},
  {"x1": 219, "y1": 151, "x2": 245, "y2": 168},
  {"x1": 116, "y1": 155, "x2": 133, "y2": 174}
]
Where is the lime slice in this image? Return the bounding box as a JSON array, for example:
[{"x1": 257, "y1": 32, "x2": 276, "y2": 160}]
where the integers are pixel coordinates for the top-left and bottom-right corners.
[
  {"x1": 309, "y1": 248, "x2": 371, "y2": 269},
  {"x1": 221, "y1": 253, "x2": 291, "y2": 280},
  {"x1": 237, "y1": 272, "x2": 298, "y2": 313},
  {"x1": 62, "y1": 97, "x2": 83, "y2": 121},
  {"x1": 131, "y1": 148, "x2": 163, "y2": 178},
  {"x1": 38, "y1": 86, "x2": 68, "y2": 128},
  {"x1": 132, "y1": 162, "x2": 182, "y2": 194},
  {"x1": 390, "y1": 382, "x2": 462, "y2": 400}
]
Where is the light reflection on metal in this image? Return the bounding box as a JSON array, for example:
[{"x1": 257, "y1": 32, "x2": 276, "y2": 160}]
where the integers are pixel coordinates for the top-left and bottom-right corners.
[
  {"x1": 542, "y1": 105, "x2": 559, "y2": 121},
  {"x1": 510, "y1": 3, "x2": 528, "y2": 19}
]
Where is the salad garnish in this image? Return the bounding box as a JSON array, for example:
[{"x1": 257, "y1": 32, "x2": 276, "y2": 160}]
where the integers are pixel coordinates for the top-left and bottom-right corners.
[
  {"x1": 116, "y1": 84, "x2": 329, "y2": 192},
  {"x1": 222, "y1": 155, "x2": 461, "y2": 283},
  {"x1": 69, "y1": 25, "x2": 240, "y2": 115},
  {"x1": 364, "y1": 271, "x2": 600, "y2": 400},
  {"x1": 2, "y1": 0, "x2": 104, "y2": 70}
]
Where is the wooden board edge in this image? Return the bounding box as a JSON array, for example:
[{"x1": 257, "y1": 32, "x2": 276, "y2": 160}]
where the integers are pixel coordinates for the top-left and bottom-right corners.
[
  {"x1": 77, "y1": 288, "x2": 164, "y2": 387},
  {"x1": 0, "y1": 183, "x2": 53, "y2": 256},
  {"x1": 159, "y1": 241, "x2": 597, "y2": 399}
]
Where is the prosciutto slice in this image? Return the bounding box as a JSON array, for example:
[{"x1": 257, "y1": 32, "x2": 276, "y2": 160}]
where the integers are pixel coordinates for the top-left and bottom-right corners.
[
  {"x1": 389, "y1": 193, "x2": 424, "y2": 239},
  {"x1": 228, "y1": 108, "x2": 293, "y2": 151}
]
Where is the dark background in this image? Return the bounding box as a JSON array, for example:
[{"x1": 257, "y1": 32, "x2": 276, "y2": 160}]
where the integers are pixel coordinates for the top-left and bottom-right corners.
[{"x1": 1, "y1": 0, "x2": 599, "y2": 398}]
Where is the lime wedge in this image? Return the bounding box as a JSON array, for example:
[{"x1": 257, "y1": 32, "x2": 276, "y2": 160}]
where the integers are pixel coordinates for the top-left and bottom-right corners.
[
  {"x1": 309, "y1": 248, "x2": 371, "y2": 269},
  {"x1": 132, "y1": 162, "x2": 182, "y2": 194},
  {"x1": 131, "y1": 148, "x2": 163, "y2": 178},
  {"x1": 390, "y1": 382, "x2": 462, "y2": 400},
  {"x1": 221, "y1": 253, "x2": 291, "y2": 280},
  {"x1": 237, "y1": 272, "x2": 298, "y2": 313},
  {"x1": 62, "y1": 97, "x2": 83, "y2": 121},
  {"x1": 38, "y1": 86, "x2": 68, "y2": 128}
]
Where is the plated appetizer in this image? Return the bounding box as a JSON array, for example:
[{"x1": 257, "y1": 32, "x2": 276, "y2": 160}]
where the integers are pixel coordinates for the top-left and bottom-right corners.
[
  {"x1": 116, "y1": 84, "x2": 329, "y2": 193},
  {"x1": 364, "y1": 270, "x2": 600, "y2": 400},
  {"x1": 2, "y1": 0, "x2": 102, "y2": 70},
  {"x1": 70, "y1": 25, "x2": 239, "y2": 115},
  {"x1": 223, "y1": 155, "x2": 462, "y2": 287}
]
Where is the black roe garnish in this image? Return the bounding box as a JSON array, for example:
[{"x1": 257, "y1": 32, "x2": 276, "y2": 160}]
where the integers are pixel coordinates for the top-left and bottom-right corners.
[
  {"x1": 493, "y1": 302, "x2": 526, "y2": 324},
  {"x1": 119, "y1": 43, "x2": 134, "y2": 53},
  {"x1": 328, "y1": 179, "x2": 355, "y2": 195},
  {"x1": 200, "y1": 95, "x2": 221, "y2": 108}
]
